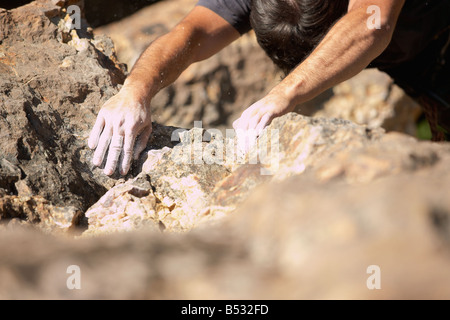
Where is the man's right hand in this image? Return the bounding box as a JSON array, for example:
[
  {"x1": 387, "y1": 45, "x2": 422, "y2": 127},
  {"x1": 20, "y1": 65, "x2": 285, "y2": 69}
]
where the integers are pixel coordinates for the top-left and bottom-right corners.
[
  {"x1": 86, "y1": 5, "x2": 241, "y2": 177},
  {"x1": 88, "y1": 85, "x2": 153, "y2": 176}
]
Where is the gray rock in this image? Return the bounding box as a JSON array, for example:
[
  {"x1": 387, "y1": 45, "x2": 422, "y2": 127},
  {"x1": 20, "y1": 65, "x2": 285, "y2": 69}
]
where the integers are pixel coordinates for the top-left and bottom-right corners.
[
  {"x1": 0, "y1": 0, "x2": 125, "y2": 214},
  {"x1": 1, "y1": 0, "x2": 449, "y2": 301}
]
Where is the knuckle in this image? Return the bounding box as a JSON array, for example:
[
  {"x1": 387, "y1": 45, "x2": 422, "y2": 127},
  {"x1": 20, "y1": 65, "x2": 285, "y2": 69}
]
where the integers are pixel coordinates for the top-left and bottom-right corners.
[
  {"x1": 123, "y1": 149, "x2": 133, "y2": 157},
  {"x1": 126, "y1": 123, "x2": 139, "y2": 135}
]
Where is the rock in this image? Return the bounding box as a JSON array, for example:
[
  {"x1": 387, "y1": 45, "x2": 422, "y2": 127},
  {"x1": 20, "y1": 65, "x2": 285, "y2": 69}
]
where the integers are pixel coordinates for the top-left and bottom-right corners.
[
  {"x1": 83, "y1": 174, "x2": 159, "y2": 235},
  {"x1": 0, "y1": 159, "x2": 21, "y2": 193},
  {"x1": 0, "y1": 195, "x2": 79, "y2": 234},
  {"x1": 207, "y1": 113, "x2": 384, "y2": 218},
  {"x1": 0, "y1": 0, "x2": 126, "y2": 221},
  {"x1": 1, "y1": 141, "x2": 450, "y2": 299},
  {"x1": 1, "y1": 0, "x2": 449, "y2": 301},
  {"x1": 84, "y1": 127, "x2": 231, "y2": 236},
  {"x1": 302, "y1": 69, "x2": 422, "y2": 137},
  {"x1": 215, "y1": 148, "x2": 450, "y2": 299},
  {"x1": 80, "y1": 111, "x2": 447, "y2": 240}
]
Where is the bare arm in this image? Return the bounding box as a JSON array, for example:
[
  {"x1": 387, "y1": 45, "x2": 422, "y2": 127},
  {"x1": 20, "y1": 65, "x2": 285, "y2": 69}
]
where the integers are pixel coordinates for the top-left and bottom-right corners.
[
  {"x1": 88, "y1": 6, "x2": 240, "y2": 175},
  {"x1": 126, "y1": 6, "x2": 240, "y2": 104},
  {"x1": 234, "y1": 0, "x2": 405, "y2": 137},
  {"x1": 280, "y1": 0, "x2": 405, "y2": 105}
]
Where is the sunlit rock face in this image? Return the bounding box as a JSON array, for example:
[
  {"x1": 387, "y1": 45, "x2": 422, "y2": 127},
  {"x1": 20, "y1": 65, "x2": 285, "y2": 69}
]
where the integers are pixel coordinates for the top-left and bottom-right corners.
[
  {"x1": 0, "y1": 0, "x2": 126, "y2": 218},
  {"x1": 1, "y1": 0, "x2": 449, "y2": 300}
]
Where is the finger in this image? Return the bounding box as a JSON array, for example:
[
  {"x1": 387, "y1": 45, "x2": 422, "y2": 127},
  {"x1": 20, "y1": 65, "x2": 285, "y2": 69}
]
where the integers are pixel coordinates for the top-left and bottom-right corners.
[
  {"x1": 238, "y1": 115, "x2": 249, "y2": 131},
  {"x1": 239, "y1": 108, "x2": 257, "y2": 131},
  {"x1": 133, "y1": 125, "x2": 153, "y2": 160},
  {"x1": 236, "y1": 126, "x2": 255, "y2": 156},
  {"x1": 103, "y1": 135, "x2": 124, "y2": 176},
  {"x1": 119, "y1": 132, "x2": 136, "y2": 176},
  {"x1": 232, "y1": 118, "x2": 240, "y2": 130},
  {"x1": 88, "y1": 114, "x2": 105, "y2": 149},
  {"x1": 247, "y1": 114, "x2": 260, "y2": 131},
  {"x1": 235, "y1": 115, "x2": 250, "y2": 131},
  {"x1": 255, "y1": 113, "x2": 271, "y2": 137},
  {"x1": 92, "y1": 126, "x2": 112, "y2": 167}
]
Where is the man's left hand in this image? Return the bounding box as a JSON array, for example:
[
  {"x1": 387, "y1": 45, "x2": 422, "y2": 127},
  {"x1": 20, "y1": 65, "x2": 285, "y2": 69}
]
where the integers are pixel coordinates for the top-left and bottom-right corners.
[{"x1": 233, "y1": 91, "x2": 293, "y2": 153}]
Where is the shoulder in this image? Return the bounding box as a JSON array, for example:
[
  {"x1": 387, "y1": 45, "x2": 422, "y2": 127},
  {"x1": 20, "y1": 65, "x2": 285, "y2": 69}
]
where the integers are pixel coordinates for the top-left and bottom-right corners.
[
  {"x1": 196, "y1": 0, "x2": 252, "y2": 34},
  {"x1": 197, "y1": 0, "x2": 251, "y2": 16}
]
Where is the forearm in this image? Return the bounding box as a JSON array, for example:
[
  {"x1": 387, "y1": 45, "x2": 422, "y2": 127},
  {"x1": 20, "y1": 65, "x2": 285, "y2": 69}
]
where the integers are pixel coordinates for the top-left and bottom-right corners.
[
  {"x1": 276, "y1": 3, "x2": 403, "y2": 108},
  {"x1": 123, "y1": 6, "x2": 239, "y2": 106},
  {"x1": 123, "y1": 24, "x2": 198, "y2": 105},
  {"x1": 233, "y1": 0, "x2": 406, "y2": 149},
  {"x1": 89, "y1": 6, "x2": 239, "y2": 175}
]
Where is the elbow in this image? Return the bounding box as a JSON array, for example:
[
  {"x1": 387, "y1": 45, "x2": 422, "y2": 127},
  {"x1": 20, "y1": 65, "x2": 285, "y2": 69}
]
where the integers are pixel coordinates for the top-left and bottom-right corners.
[
  {"x1": 364, "y1": 22, "x2": 394, "y2": 54},
  {"x1": 365, "y1": 7, "x2": 396, "y2": 50},
  {"x1": 347, "y1": 6, "x2": 396, "y2": 54}
]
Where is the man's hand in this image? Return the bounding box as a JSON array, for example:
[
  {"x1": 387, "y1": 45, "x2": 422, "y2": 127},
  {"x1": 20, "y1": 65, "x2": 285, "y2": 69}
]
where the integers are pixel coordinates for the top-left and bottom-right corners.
[
  {"x1": 233, "y1": 89, "x2": 293, "y2": 153},
  {"x1": 234, "y1": 0, "x2": 405, "y2": 155},
  {"x1": 88, "y1": 85, "x2": 153, "y2": 176},
  {"x1": 87, "y1": 6, "x2": 241, "y2": 175}
]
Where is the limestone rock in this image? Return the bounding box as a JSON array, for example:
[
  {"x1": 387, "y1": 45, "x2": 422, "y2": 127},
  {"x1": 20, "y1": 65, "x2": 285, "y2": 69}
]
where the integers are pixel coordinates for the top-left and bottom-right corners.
[
  {"x1": 208, "y1": 113, "x2": 385, "y2": 218},
  {"x1": 0, "y1": 0, "x2": 125, "y2": 222},
  {"x1": 84, "y1": 174, "x2": 159, "y2": 236},
  {"x1": 84, "y1": 127, "x2": 231, "y2": 236},
  {"x1": 1, "y1": 143, "x2": 450, "y2": 299},
  {"x1": 0, "y1": 195, "x2": 79, "y2": 234},
  {"x1": 303, "y1": 69, "x2": 422, "y2": 137},
  {"x1": 214, "y1": 149, "x2": 450, "y2": 299},
  {"x1": 1, "y1": 0, "x2": 449, "y2": 301}
]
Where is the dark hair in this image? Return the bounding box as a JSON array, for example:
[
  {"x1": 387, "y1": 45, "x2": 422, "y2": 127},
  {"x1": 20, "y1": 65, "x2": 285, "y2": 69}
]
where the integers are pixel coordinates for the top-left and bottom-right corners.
[{"x1": 250, "y1": 0, "x2": 349, "y2": 74}]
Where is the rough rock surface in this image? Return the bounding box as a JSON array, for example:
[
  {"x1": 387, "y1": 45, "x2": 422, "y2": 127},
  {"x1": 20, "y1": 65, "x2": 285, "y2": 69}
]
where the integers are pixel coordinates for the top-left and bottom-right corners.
[
  {"x1": 1, "y1": 0, "x2": 449, "y2": 300},
  {"x1": 306, "y1": 69, "x2": 422, "y2": 136},
  {"x1": 84, "y1": 139, "x2": 230, "y2": 235},
  {"x1": 1, "y1": 131, "x2": 450, "y2": 299},
  {"x1": 0, "y1": 0, "x2": 126, "y2": 219}
]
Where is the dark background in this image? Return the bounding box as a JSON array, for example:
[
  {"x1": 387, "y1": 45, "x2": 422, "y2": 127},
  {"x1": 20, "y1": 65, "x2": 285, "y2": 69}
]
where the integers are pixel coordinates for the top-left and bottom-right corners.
[{"x1": 0, "y1": 0, "x2": 161, "y2": 27}]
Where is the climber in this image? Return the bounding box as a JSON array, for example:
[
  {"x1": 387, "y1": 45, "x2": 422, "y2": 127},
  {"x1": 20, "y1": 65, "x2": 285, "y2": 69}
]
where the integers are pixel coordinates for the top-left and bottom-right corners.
[{"x1": 88, "y1": 0, "x2": 450, "y2": 176}]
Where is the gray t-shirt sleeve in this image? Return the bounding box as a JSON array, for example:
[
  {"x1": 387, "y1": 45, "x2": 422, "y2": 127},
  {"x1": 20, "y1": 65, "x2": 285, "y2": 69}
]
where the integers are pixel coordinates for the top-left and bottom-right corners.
[{"x1": 196, "y1": 0, "x2": 252, "y2": 35}]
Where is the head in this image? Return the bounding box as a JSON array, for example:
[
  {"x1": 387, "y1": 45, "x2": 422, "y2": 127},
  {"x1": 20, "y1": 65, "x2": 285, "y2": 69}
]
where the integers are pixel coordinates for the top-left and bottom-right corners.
[{"x1": 250, "y1": 0, "x2": 348, "y2": 74}]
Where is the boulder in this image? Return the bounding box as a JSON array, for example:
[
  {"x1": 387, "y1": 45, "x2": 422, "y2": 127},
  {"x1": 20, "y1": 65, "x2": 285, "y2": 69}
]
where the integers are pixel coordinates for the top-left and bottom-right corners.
[
  {"x1": 0, "y1": 194, "x2": 79, "y2": 235},
  {"x1": 1, "y1": 133, "x2": 450, "y2": 299},
  {"x1": 0, "y1": 0, "x2": 449, "y2": 300},
  {"x1": 0, "y1": 0, "x2": 125, "y2": 230},
  {"x1": 306, "y1": 69, "x2": 422, "y2": 137}
]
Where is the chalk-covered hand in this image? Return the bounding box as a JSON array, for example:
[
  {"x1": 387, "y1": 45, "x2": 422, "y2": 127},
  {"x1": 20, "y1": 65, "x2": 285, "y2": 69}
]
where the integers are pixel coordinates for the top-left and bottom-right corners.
[
  {"x1": 88, "y1": 85, "x2": 152, "y2": 176},
  {"x1": 233, "y1": 90, "x2": 294, "y2": 153}
]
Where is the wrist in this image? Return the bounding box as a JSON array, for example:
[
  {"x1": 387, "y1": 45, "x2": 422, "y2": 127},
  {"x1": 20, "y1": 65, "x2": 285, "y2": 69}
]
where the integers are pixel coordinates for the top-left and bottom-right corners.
[
  {"x1": 122, "y1": 78, "x2": 154, "y2": 107},
  {"x1": 268, "y1": 77, "x2": 306, "y2": 113}
]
